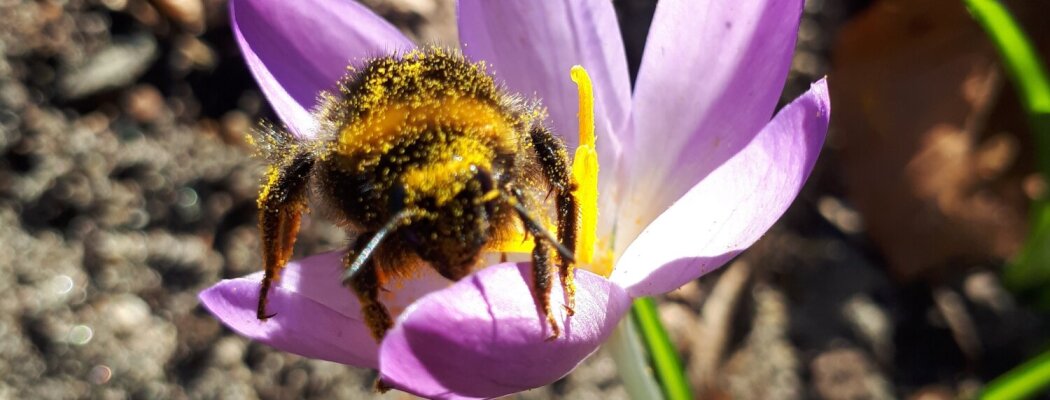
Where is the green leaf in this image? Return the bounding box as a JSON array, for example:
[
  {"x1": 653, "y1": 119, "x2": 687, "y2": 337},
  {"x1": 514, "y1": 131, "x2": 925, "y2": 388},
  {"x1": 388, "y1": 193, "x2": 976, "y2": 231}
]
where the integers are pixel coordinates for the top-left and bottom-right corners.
[
  {"x1": 982, "y1": 349, "x2": 1050, "y2": 400},
  {"x1": 608, "y1": 317, "x2": 664, "y2": 400},
  {"x1": 631, "y1": 297, "x2": 693, "y2": 400},
  {"x1": 965, "y1": 1, "x2": 1050, "y2": 397},
  {"x1": 966, "y1": 0, "x2": 1050, "y2": 301},
  {"x1": 964, "y1": 0, "x2": 1050, "y2": 114}
]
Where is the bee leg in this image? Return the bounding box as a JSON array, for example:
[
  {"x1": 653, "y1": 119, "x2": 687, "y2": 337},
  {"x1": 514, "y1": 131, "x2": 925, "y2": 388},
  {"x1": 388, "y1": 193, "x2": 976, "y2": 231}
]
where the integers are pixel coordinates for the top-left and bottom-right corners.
[
  {"x1": 344, "y1": 234, "x2": 393, "y2": 341},
  {"x1": 529, "y1": 126, "x2": 579, "y2": 316},
  {"x1": 554, "y1": 190, "x2": 578, "y2": 316},
  {"x1": 341, "y1": 209, "x2": 424, "y2": 340},
  {"x1": 257, "y1": 153, "x2": 314, "y2": 321},
  {"x1": 531, "y1": 238, "x2": 560, "y2": 340}
]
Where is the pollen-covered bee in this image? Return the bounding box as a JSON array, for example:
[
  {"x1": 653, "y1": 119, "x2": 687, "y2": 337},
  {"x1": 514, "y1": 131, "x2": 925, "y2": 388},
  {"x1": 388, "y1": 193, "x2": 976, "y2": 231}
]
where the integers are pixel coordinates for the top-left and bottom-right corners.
[{"x1": 252, "y1": 48, "x2": 579, "y2": 341}]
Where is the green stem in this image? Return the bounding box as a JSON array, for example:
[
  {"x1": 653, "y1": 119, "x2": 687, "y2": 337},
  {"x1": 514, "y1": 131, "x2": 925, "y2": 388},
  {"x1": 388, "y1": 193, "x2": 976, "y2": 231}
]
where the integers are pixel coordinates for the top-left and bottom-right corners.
[
  {"x1": 965, "y1": 1, "x2": 1050, "y2": 398},
  {"x1": 608, "y1": 316, "x2": 664, "y2": 399},
  {"x1": 965, "y1": 0, "x2": 1050, "y2": 295},
  {"x1": 963, "y1": 0, "x2": 1050, "y2": 112},
  {"x1": 631, "y1": 297, "x2": 693, "y2": 400},
  {"x1": 981, "y1": 349, "x2": 1050, "y2": 400}
]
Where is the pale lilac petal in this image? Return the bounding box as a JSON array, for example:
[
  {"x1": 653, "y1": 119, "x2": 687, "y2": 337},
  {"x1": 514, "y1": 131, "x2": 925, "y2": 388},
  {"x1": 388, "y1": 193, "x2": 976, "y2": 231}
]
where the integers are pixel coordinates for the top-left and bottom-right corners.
[
  {"x1": 625, "y1": 0, "x2": 805, "y2": 225},
  {"x1": 200, "y1": 276, "x2": 378, "y2": 367},
  {"x1": 458, "y1": 0, "x2": 632, "y2": 206},
  {"x1": 198, "y1": 250, "x2": 449, "y2": 367},
  {"x1": 230, "y1": 0, "x2": 413, "y2": 137},
  {"x1": 610, "y1": 79, "x2": 830, "y2": 297},
  {"x1": 379, "y1": 263, "x2": 631, "y2": 399}
]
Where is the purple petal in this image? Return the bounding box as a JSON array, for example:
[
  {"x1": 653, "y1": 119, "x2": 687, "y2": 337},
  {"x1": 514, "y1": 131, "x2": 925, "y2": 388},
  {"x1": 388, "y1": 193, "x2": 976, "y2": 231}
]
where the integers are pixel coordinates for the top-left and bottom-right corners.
[
  {"x1": 379, "y1": 263, "x2": 631, "y2": 399},
  {"x1": 625, "y1": 0, "x2": 805, "y2": 224},
  {"x1": 230, "y1": 0, "x2": 413, "y2": 137},
  {"x1": 457, "y1": 0, "x2": 632, "y2": 201},
  {"x1": 199, "y1": 275, "x2": 378, "y2": 367},
  {"x1": 610, "y1": 79, "x2": 830, "y2": 297},
  {"x1": 198, "y1": 250, "x2": 449, "y2": 368}
]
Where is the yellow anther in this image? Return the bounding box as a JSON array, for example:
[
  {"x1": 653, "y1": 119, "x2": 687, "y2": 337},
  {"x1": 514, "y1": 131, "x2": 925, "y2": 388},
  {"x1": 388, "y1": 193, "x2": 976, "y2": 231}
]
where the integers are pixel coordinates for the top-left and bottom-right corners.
[
  {"x1": 570, "y1": 65, "x2": 599, "y2": 267},
  {"x1": 484, "y1": 65, "x2": 602, "y2": 272},
  {"x1": 571, "y1": 66, "x2": 595, "y2": 149}
]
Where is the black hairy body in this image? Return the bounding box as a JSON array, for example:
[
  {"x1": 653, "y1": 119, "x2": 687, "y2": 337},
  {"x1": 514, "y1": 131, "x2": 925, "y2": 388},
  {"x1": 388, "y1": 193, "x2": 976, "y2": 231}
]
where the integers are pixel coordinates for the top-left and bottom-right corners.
[{"x1": 253, "y1": 49, "x2": 579, "y2": 340}]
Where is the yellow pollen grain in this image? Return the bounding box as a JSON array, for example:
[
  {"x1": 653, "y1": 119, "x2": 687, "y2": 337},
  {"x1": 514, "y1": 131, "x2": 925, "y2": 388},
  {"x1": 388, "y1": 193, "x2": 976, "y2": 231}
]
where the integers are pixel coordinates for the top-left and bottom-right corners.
[
  {"x1": 257, "y1": 164, "x2": 281, "y2": 208},
  {"x1": 570, "y1": 65, "x2": 599, "y2": 268},
  {"x1": 497, "y1": 223, "x2": 536, "y2": 254},
  {"x1": 337, "y1": 97, "x2": 511, "y2": 168}
]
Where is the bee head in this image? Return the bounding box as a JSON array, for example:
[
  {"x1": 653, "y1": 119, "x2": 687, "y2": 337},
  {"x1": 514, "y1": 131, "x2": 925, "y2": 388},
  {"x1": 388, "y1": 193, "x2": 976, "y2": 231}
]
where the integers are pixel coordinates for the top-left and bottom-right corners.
[{"x1": 389, "y1": 160, "x2": 503, "y2": 280}]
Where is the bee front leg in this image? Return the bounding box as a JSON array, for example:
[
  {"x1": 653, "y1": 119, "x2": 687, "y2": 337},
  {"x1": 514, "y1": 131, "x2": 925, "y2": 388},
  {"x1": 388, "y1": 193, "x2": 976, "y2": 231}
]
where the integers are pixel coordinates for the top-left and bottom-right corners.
[
  {"x1": 341, "y1": 209, "x2": 425, "y2": 340},
  {"x1": 257, "y1": 153, "x2": 314, "y2": 320},
  {"x1": 344, "y1": 236, "x2": 393, "y2": 341}
]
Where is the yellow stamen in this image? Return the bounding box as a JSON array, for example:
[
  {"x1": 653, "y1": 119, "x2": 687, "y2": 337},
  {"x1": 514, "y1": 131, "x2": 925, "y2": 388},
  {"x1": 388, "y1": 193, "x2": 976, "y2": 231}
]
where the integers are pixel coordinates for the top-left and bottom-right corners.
[
  {"x1": 570, "y1": 66, "x2": 600, "y2": 269},
  {"x1": 485, "y1": 66, "x2": 603, "y2": 275}
]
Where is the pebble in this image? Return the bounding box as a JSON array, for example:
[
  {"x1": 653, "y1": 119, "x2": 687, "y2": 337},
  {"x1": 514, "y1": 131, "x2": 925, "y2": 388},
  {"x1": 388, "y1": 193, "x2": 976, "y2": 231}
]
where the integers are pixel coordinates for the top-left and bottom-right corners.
[
  {"x1": 59, "y1": 35, "x2": 158, "y2": 100},
  {"x1": 153, "y1": 0, "x2": 205, "y2": 33},
  {"x1": 172, "y1": 34, "x2": 216, "y2": 71},
  {"x1": 102, "y1": 294, "x2": 152, "y2": 334},
  {"x1": 124, "y1": 85, "x2": 165, "y2": 124},
  {"x1": 811, "y1": 348, "x2": 894, "y2": 400},
  {"x1": 212, "y1": 337, "x2": 246, "y2": 367}
]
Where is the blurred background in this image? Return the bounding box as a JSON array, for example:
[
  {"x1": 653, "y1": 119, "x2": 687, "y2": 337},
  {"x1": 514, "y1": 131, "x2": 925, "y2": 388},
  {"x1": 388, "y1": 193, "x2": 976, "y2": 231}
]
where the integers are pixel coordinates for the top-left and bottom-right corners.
[{"x1": 1, "y1": 0, "x2": 1048, "y2": 398}]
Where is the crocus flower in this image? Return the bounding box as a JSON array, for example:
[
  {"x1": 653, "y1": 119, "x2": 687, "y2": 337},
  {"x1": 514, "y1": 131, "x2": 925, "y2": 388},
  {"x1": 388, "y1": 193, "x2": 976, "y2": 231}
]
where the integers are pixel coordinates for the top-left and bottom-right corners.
[{"x1": 199, "y1": 0, "x2": 831, "y2": 398}]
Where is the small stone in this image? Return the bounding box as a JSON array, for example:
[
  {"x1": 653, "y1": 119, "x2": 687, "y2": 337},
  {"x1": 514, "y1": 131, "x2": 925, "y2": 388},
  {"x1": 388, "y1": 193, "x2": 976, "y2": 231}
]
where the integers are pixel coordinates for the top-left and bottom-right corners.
[
  {"x1": 59, "y1": 35, "x2": 158, "y2": 100},
  {"x1": 811, "y1": 347, "x2": 894, "y2": 400},
  {"x1": 100, "y1": 0, "x2": 128, "y2": 11},
  {"x1": 100, "y1": 294, "x2": 152, "y2": 334},
  {"x1": 153, "y1": 0, "x2": 206, "y2": 33},
  {"x1": 172, "y1": 35, "x2": 217, "y2": 72},
  {"x1": 220, "y1": 111, "x2": 250, "y2": 145},
  {"x1": 124, "y1": 85, "x2": 165, "y2": 123},
  {"x1": 0, "y1": 82, "x2": 28, "y2": 110},
  {"x1": 212, "y1": 337, "x2": 246, "y2": 367}
]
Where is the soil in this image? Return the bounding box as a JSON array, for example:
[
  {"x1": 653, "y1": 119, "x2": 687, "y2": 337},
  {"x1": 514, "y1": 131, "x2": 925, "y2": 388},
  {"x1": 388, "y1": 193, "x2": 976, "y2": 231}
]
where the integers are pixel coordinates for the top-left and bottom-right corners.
[{"x1": 0, "y1": 0, "x2": 1046, "y2": 399}]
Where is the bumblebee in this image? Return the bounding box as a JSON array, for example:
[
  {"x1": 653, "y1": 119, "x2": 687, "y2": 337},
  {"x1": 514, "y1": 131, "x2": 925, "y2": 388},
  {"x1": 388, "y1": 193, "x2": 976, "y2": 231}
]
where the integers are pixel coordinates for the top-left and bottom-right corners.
[{"x1": 253, "y1": 49, "x2": 579, "y2": 341}]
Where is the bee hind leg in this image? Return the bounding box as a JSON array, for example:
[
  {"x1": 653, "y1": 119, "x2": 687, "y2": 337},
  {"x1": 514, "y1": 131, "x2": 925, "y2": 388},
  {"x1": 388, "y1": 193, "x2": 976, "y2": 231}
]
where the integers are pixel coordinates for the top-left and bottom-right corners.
[
  {"x1": 257, "y1": 152, "x2": 314, "y2": 320},
  {"x1": 531, "y1": 238, "x2": 560, "y2": 341},
  {"x1": 528, "y1": 126, "x2": 580, "y2": 317}
]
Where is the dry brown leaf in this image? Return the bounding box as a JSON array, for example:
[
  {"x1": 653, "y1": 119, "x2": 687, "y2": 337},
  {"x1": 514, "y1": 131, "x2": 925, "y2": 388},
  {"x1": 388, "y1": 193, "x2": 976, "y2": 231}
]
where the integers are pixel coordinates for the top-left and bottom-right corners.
[{"x1": 832, "y1": 0, "x2": 1039, "y2": 281}]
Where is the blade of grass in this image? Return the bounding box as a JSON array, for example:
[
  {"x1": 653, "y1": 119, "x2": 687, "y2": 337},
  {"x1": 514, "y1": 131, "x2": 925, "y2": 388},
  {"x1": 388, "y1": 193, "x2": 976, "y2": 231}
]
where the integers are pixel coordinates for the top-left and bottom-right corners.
[
  {"x1": 981, "y1": 349, "x2": 1050, "y2": 400},
  {"x1": 964, "y1": 0, "x2": 1050, "y2": 296},
  {"x1": 631, "y1": 297, "x2": 692, "y2": 400},
  {"x1": 963, "y1": 0, "x2": 1050, "y2": 118},
  {"x1": 1010, "y1": 197, "x2": 1050, "y2": 306},
  {"x1": 965, "y1": 1, "x2": 1050, "y2": 398}
]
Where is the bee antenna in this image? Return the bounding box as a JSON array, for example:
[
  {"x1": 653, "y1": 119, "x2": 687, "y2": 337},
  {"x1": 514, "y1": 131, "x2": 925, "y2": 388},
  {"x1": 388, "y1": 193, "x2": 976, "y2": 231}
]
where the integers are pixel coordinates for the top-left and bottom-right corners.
[
  {"x1": 342, "y1": 208, "x2": 426, "y2": 285},
  {"x1": 505, "y1": 195, "x2": 575, "y2": 263}
]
